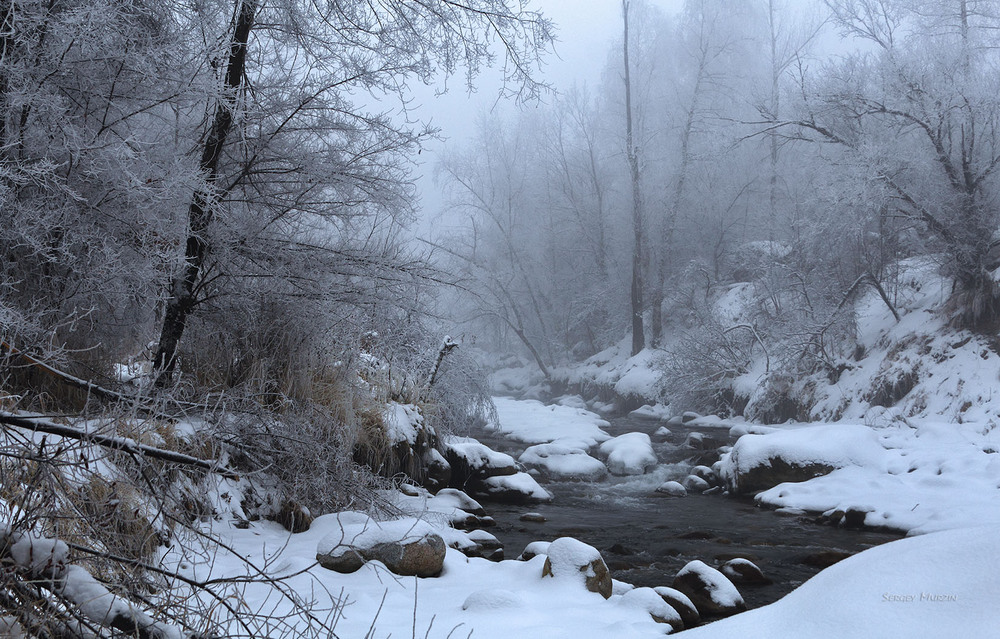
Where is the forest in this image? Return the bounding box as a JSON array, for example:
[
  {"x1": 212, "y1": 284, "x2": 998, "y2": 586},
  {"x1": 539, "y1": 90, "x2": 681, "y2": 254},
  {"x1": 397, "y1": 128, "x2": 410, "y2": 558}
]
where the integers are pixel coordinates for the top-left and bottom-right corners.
[{"x1": 0, "y1": 0, "x2": 998, "y2": 636}]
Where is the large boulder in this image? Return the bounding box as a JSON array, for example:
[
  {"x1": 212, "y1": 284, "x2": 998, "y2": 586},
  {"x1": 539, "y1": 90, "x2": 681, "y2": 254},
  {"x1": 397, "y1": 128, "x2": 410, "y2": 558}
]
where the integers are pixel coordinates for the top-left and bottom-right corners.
[
  {"x1": 672, "y1": 559, "x2": 746, "y2": 618},
  {"x1": 541, "y1": 537, "x2": 613, "y2": 599},
  {"x1": 316, "y1": 517, "x2": 446, "y2": 578},
  {"x1": 717, "y1": 425, "x2": 885, "y2": 495},
  {"x1": 445, "y1": 436, "x2": 554, "y2": 503}
]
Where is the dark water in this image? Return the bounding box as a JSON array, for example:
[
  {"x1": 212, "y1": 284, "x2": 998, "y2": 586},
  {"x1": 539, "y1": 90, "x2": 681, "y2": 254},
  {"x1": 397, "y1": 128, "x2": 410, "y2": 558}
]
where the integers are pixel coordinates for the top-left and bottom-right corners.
[{"x1": 474, "y1": 414, "x2": 899, "y2": 610}]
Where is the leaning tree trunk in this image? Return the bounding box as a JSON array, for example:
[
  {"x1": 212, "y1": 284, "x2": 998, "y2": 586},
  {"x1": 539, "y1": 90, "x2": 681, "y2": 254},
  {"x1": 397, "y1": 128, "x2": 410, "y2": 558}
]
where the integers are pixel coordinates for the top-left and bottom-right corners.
[{"x1": 152, "y1": 0, "x2": 255, "y2": 388}]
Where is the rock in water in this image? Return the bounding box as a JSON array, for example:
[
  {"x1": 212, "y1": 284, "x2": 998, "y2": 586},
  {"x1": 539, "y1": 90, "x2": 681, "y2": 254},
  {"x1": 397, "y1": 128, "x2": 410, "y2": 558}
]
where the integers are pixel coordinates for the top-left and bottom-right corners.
[
  {"x1": 653, "y1": 586, "x2": 700, "y2": 628},
  {"x1": 541, "y1": 537, "x2": 613, "y2": 599},
  {"x1": 598, "y1": 432, "x2": 657, "y2": 476},
  {"x1": 721, "y1": 558, "x2": 772, "y2": 585},
  {"x1": 655, "y1": 481, "x2": 687, "y2": 497},
  {"x1": 682, "y1": 474, "x2": 711, "y2": 492},
  {"x1": 672, "y1": 559, "x2": 746, "y2": 617}
]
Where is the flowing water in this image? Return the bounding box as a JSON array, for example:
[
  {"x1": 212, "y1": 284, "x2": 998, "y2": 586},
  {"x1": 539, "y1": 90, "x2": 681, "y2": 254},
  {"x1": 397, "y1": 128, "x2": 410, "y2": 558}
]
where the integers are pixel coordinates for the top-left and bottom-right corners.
[{"x1": 473, "y1": 412, "x2": 899, "y2": 610}]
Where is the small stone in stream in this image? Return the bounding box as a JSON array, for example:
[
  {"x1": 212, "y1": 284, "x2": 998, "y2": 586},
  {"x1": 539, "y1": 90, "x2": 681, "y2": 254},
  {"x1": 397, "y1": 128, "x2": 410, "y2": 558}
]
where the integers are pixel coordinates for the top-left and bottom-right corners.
[
  {"x1": 655, "y1": 481, "x2": 687, "y2": 497},
  {"x1": 684, "y1": 432, "x2": 705, "y2": 448},
  {"x1": 682, "y1": 411, "x2": 702, "y2": 423},
  {"x1": 721, "y1": 558, "x2": 772, "y2": 585},
  {"x1": 799, "y1": 550, "x2": 853, "y2": 568},
  {"x1": 654, "y1": 426, "x2": 672, "y2": 437},
  {"x1": 606, "y1": 543, "x2": 636, "y2": 555},
  {"x1": 691, "y1": 465, "x2": 718, "y2": 485},
  {"x1": 683, "y1": 474, "x2": 711, "y2": 492},
  {"x1": 520, "y1": 512, "x2": 546, "y2": 523}
]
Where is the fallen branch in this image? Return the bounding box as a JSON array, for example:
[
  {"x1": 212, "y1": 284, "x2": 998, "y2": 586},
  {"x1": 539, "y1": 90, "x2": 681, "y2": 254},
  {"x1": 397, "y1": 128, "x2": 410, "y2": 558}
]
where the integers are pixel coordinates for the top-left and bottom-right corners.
[
  {"x1": 424, "y1": 336, "x2": 459, "y2": 393},
  {"x1": 0, "y1": 411, "x2": 239, "y2": 480}
]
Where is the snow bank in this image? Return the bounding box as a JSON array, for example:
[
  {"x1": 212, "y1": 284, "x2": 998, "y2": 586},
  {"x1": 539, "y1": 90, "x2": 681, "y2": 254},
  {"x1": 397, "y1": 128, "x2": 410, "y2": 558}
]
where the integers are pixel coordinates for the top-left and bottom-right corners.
[
  {"x1": 752, "y1": 420, "x2": 1000, "y2": 534},
  {"x1": 679, "y1": 526, "x2": 1000, "y2": 638}
]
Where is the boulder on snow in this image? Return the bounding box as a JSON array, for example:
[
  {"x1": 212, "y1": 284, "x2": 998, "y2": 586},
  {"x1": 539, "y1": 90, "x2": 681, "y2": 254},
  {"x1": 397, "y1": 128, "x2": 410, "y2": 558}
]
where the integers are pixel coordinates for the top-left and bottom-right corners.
[
  {"x1": 598, "y1": 432, "x2": 657, "y2": 476},
  {"x1": 721, "y1": 558, "x2": 771, "y2": 585},
  {"x1": 422, "y1": 449, "x2": 452, "y2": 492},
  {"x1": 672, "y1": 559, "x2": 746, "y2": 617},
  {"x1": 541, "y1": 537, "x2": 613, "y2": 599},
  {"x1": 316, "y1": 517, "x2": 446, "y2": 578},
  {"x1": 653, "y1": 586, "x2": 700, "y2": 628},
  {"x1": 617, "y1": 587, "x2": 684, "y2": 631},
  {"x1": 445, "y1": 437, "x2": 519, "y2": 482},
  {"x1": 655, "y1": 481, "x2": 687, "y2": 497}
]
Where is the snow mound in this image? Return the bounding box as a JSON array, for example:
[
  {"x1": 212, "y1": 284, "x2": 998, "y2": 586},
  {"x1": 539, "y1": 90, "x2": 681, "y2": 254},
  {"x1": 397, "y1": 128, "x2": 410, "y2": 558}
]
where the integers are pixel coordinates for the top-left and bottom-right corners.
[
  {"x1": 480, "y1": 472, "x2": 553, "y2": 502},
  {"x1": 599, "y1": 432, "x2": 657, "y2": 476}
]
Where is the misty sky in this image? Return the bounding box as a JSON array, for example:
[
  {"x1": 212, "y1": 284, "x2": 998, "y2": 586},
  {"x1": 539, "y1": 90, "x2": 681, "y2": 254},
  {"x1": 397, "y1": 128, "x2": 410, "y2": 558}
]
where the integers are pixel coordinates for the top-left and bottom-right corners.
[{"x1": 409, "y1": 0, "x2": 685, "y2": 235}]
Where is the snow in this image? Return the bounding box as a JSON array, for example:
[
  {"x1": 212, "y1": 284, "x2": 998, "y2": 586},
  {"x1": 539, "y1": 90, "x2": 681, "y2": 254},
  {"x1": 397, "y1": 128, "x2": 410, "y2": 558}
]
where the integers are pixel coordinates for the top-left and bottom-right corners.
[
  {"x1": 543, "y1": 537, "x2": 604, "y2": 583},
  {"x1": 599, "y1": 432, "x2": 657, "y2": 475},
  {"x1": 518, "y1": 442, "x2": 608, "y2": 480},
  {"x1": 445, "y1": 436, "x2": 518, "y2": 472},
  {"x1": 630, "y1": 403, "x2": 672, "y2": 421},
  {"x1": 720, "y1": 419, "x2": 1000, "y2": 534},
  {"x1": 490, "y1": 397, "x2": 611, "y2": 448},
  {"x1": 677, "y1": 560, "x2": 744, "y2": 608},
  {"x1": 719, "y1": 424, "x2": 886, "y2": 483},
  {"x1": 384, "y1": 402, "x2": 424, "y2": 444},
  {"x1": 617, "y1": 586, "x2": 682, "y2": 625},
  {"x1": 678, "y1": 526, "x2": 1000, "y2": 638},
  {"x1": 158, "y1": 519, "x2": 681, "y2": 638},
  {"x1": 549, "y1": 339, "x2": 665, "y2": 402},
  {"x1": 315, "y1": 514, "x2": 439, "y2": 558}
]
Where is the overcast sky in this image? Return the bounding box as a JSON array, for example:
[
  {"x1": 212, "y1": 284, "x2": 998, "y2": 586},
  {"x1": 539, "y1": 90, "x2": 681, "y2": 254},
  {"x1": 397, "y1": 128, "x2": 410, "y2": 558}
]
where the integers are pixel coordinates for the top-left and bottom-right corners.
[{"x1": 406, "y1": 0, "x2": 686, "y2": 234}]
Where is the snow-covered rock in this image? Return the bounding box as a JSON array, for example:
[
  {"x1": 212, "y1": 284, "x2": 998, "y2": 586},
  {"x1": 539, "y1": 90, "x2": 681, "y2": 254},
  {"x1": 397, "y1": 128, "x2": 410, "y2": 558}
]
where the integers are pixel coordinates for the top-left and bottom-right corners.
[
  {"x1": 616, "y1": 587, "x2": 683, "y2": 630},
  {"x1": 720, "y1": 558, "x2": 770, "y2": 585},
  {"x1": 655, "y1": 480, "x2": 687, "y2": 497},
  {"x1": 718, "y1": 424, "x2": 886, "y2": 495},
  {"x1": 518, "y1": 443, "x2": 608, "y2": 481},
  {"x1": 518, "y1": 540, "x2": 551, "y2": 561},
  {"x1": 316, "y1": 515, "x2": 446, "y2": 577},
  {"x1": 653, "y1": 586, "x2": 700, "y2": 628},
  {"x1": 672, "y1": 560, "x2": 746, "y2": 618},
  {"x1": 479, "y1": 472, "x2": 553, "y2": 504},
  {"x1": 629, "y1": 404, "x2": 671, "y2": 421},
  {"x1": 598, "y1": 432, "x2": 657, "y2": 476},
  {"x1": 541, "y1": 537, "x2": 613, "y2": 599}
]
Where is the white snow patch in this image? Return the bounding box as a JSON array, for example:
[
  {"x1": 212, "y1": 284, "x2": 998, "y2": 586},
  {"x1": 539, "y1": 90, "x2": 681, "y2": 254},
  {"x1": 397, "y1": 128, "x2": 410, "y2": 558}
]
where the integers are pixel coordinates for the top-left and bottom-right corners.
[{"x1": 599, "y1": 433, "x2": 657, "y2": 476}]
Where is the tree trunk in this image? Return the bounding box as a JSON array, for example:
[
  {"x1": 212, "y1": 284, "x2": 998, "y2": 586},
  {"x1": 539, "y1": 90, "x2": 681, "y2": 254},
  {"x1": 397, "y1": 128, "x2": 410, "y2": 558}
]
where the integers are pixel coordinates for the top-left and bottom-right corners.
[
  {"x1": 623, "y1": 0, "x2": 645, "y2": 356},
  {"x1": 152, "y1": 0, "x2": 255, "y2": 387}
]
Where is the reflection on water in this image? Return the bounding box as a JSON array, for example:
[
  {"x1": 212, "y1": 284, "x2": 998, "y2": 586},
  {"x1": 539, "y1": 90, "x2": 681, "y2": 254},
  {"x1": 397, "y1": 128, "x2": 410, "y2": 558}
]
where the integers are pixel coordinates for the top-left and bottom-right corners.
[{"x1": 475, "y1": 414, "x2": 899, "y2": 610}]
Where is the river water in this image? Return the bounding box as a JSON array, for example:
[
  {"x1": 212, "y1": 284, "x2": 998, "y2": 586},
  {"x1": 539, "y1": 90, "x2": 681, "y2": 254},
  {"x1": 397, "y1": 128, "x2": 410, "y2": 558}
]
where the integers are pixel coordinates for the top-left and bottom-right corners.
[{"x1": 473, "y1": 412, "x2": 899, "y2": 610}]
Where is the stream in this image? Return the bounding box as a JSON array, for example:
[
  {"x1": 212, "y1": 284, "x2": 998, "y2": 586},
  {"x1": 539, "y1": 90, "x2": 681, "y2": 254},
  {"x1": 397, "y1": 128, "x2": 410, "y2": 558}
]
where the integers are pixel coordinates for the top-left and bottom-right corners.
[{"x1": 472, "y1": 411, "x2": 900, "y2": 610}]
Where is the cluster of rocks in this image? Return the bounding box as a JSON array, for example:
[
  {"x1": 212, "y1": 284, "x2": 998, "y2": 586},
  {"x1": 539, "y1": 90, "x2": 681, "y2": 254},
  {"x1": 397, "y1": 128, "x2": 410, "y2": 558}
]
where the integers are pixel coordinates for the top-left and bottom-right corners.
[{"x1": 526, "y1": 536, "x2": 765, "y2": 632}]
